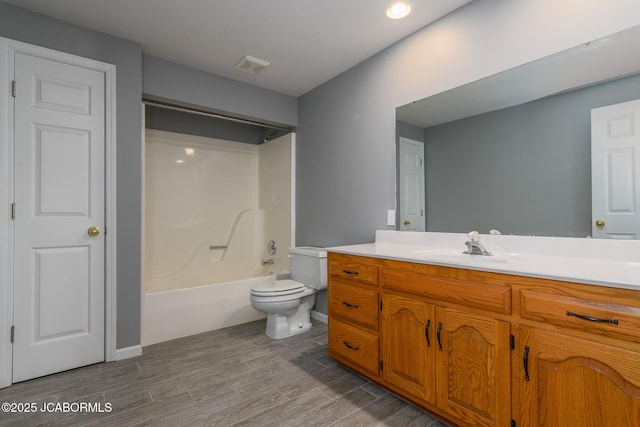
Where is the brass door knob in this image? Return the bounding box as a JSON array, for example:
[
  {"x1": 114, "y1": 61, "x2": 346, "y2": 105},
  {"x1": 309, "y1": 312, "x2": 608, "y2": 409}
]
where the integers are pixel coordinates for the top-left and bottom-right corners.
[
  {"x1": 87, "y1": 227, "x2": 100, "y2": 237},
  {"x1": 595, "y1": 219, "x2": 605, "y2": 228},
  {"x1": 403, "y1": 220, "x2": 411, "y2": 225}
]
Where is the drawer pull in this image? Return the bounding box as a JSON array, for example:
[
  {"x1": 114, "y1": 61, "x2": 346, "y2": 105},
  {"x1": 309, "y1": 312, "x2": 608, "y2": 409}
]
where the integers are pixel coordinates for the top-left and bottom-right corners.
[
  {"x1": 342, "y1": 269, "x2": 359, "y2": 275},
  {"x1": 566, "y1": 311, "x2": 619, "y2": 325},
  {"x1": 342, "y1": 301, "x2": 359, "y2": 309},
  {"x1": 523, "y1": 346, "x2": 530, "y2": 381},
  {"x1": 425, "y1": 319, "x2": 431, "y2": 347},
  {"x1": 343, "y1": 341, "x2": 360, "y2": 351},
  {"x1": 437, "y1": 322, "x2": 443, "y2": 351}
]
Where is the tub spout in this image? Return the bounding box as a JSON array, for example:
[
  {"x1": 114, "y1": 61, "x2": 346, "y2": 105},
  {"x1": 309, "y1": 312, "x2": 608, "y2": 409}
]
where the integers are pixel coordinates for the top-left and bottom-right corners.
[{"x1": 261, "y1": 258, "x2": 275, "y2": 265}]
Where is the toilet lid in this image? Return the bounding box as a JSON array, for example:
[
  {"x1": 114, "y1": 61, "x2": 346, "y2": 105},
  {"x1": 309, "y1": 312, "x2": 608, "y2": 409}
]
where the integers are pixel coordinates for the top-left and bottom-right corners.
[{"x1": 251, "y1": 279, "x2": 307, "y2": 296}]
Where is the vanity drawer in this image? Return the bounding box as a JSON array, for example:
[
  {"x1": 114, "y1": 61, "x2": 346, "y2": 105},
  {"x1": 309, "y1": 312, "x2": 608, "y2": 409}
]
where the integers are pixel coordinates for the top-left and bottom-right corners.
[
  {"x1": 520, "y1": 289, "x2": 640, "y2": 342},
  {"x1": 329, "y1": 254, "x2": 379, "y2": 287},
  {"x1": 329, "y1": 280, "x2": 379, "y2": 331},
  {"x1": 329, "y1": 318, "x2": 379, "y2": 376}
]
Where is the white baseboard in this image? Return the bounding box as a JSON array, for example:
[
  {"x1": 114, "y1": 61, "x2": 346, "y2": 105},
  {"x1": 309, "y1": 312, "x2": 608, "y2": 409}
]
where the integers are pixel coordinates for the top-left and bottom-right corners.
[
  {"x1": 114, "y1": 345, "x2": 142, "y2": 361},
  {"x1": 311, "y1": 310, "x2": 328, "y2": 324}
]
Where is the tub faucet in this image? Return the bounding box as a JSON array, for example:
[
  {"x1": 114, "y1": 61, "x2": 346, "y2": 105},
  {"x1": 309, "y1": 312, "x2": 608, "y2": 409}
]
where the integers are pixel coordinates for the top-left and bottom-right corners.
[
  {"x1": 463, "y1": 231, "x2": 492, "y2": 256},
  {"x1": 261, "y1": 258, "x2": 275, "y2": 265}
]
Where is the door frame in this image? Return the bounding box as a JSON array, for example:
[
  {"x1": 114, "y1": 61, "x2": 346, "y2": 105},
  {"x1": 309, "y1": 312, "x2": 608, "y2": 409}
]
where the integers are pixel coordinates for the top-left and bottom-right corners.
[{"x1": 0, "y1": 38, "x2": 118, "y2": 388}]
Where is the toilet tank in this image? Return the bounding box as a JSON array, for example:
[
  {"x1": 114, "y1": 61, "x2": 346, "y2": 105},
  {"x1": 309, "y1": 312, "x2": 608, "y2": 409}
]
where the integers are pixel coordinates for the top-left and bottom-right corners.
[{"x1": 289, "y1": 247, "x2": 327, "y2": 290}]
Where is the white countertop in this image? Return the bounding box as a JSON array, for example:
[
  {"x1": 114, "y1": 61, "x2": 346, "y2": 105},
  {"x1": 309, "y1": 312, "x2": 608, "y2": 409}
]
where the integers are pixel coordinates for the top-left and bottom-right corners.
[{"x1": 328, "y1": 231, "x2": 640, "y2": 291}]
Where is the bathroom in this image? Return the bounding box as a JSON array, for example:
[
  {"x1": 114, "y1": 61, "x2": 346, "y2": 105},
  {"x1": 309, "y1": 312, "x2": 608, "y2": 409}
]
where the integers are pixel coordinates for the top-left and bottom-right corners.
[{"x1": 1, "y1": 0, "x2": 640, "y2": 413}]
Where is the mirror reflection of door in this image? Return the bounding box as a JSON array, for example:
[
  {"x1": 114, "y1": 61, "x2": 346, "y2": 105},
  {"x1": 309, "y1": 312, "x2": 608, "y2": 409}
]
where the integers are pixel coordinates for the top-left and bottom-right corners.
[
  {"x1": 398, "y1": 137, "x2": 425, "y2": 231},
  {"x1": 591, "y1": 99, "x2": 640, "y2": 239}
]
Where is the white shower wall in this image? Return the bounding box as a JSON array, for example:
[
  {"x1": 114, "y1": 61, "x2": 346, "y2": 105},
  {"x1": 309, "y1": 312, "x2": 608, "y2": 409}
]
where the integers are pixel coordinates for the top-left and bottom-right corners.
[{"x1": 144, "y1": 129, "x2": 294, "y2": 292}]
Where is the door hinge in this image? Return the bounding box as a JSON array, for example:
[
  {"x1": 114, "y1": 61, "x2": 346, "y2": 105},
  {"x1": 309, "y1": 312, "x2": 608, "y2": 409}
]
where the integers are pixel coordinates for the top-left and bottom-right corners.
[
  {"x1": 511, "y1": 420, "x2": 516, "y2": 427},
  {"x1": 380, "y1": 360, "x2": 383, "y2": 371},
  {"x1": 510, "y1": 334, "x2": 515, "y2": 350},
  {"x1": 421, "y1": 209, "x2": 424, "y2": 217},
  {"x1": 420, "y1": 158, "x2": 423, "y2": 167},
  {"x1": 12, "y1": 80, "x2": 16, "y2": 97},
  {"x1": 11, "y1": 203, "x2": 16, "y2": 219},
  {"x1": 379, "y1": 301, "x2": 383, "y2": 311},
  {"x1": 10, "y1": 326, "x2": 14, "y2": 343}
]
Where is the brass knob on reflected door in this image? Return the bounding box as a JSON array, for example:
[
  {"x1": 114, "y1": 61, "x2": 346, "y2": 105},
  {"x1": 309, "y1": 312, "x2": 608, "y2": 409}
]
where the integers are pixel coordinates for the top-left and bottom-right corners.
[
  {"x1": 595, "y1": 219, "x2": 605, "y2": 228},
  {"x1": 403, "y1": 220, "x2": 411, "y2": 226},
  {"x1": 87, "y1": 227, "x2": 100, "y2": 237}
]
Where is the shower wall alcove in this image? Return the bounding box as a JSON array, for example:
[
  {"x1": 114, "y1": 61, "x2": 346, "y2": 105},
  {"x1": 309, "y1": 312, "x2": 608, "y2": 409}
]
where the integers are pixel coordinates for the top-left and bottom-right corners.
[{"x1": 142, "y1": 103, "x2": 295, "y2": 345}]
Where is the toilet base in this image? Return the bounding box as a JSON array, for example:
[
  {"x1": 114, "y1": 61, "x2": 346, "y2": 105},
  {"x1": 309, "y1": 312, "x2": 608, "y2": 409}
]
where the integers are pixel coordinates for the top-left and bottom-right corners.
[
  {"x1": 265, "y1": 313, "x2": 312, "y2": 339},
  {"x1": 263, "y1": 293, "x2": 315, "y2": 339}
]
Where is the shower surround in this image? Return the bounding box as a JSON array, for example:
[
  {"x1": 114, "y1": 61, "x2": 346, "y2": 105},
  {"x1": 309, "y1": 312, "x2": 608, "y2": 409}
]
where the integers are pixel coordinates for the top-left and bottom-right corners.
[{"x1": 142, "y1": 129, "x2": 294, "y2": 344}]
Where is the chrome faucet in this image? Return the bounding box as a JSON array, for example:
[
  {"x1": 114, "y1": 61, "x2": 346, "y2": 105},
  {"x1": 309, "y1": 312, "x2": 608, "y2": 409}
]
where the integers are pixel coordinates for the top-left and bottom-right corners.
[
  {"x1": 463, "y1": 231, "x2": 492, "y2": 256},
  {"x1": 261, "y1": 258, "x2": 275, "y2": 265}
]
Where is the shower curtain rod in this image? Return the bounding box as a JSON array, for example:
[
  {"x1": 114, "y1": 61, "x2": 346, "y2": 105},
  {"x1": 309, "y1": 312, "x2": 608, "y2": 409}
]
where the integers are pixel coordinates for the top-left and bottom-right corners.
[{"x1": 142, "y1": 100, "x2": 293, "y2": 133}]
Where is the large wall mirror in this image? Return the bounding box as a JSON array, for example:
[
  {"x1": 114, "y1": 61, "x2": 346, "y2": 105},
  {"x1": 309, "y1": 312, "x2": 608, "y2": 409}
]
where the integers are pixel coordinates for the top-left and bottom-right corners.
[{"x1": 396, "y1": 26, "x2": 640, "y2": 239}]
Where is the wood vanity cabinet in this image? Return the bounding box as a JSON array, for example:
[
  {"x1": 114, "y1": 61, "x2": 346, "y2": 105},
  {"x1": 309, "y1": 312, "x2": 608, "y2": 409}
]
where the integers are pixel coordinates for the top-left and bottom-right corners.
[{"x1": 327, "y1": 252, "x2": 640, "y2": 427}]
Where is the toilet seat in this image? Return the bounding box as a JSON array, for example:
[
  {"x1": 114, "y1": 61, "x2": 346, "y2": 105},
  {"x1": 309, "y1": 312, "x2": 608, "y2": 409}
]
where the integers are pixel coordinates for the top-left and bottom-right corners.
[{"x1": 250, "y1": 279, "x2": 306, "y2": 297}]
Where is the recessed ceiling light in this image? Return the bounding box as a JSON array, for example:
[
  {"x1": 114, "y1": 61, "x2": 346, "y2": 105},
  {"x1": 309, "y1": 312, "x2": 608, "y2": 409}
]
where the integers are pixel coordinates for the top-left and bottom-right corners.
[{"x1": 386, "y1": 1, "x2": 412, "y2": 19}]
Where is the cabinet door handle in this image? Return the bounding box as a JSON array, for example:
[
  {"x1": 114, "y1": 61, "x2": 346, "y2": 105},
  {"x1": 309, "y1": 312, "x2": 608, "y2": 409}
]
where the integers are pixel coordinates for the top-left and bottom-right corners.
[
  {"x1": 342, "y1": 301, "x2": 359, "y2": 309},
  {"x1": 342, "y1": 270, "x2": 359, "y2": 275},
  {"x1": 425, "y1": 319, "x2": 431, "y2": 347},
  {"x1": 436, "y1": 322, "x2": 443, "y2": 351},
  {"x1": 523, "y1": 345, "x2": 530, "y2": 382},
  {"x1": 566, "y1": 310, "x2": 619, "y2": 325},
  {"x1": 343, "y1": 341, "x2": 360, "y2": 351}
]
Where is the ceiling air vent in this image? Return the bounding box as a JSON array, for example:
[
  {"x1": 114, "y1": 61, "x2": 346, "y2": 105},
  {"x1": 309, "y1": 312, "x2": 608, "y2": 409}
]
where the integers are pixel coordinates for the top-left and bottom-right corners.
[{"x1": 234, "y1": 55, "x2": 270, "y2": 75}]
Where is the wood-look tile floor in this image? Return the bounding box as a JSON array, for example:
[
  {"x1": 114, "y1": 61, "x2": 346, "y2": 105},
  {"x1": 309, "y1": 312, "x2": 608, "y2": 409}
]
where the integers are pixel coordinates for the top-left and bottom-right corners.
[{"x1": 0, "y1": 319, "x2": 448, "y2": 426}]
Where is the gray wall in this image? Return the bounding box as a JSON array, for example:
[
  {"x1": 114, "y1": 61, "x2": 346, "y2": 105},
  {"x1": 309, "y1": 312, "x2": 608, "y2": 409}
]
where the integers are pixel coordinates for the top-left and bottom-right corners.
[
  {"x1": 143, "y1": 54, "x2": 297, "y2": 128},
  {"x1": 424, "y1": 73, "x2": 640, "y2": 237},
  {"x1": 0, "y1": 2, "x2": 143, "y2": 349}
]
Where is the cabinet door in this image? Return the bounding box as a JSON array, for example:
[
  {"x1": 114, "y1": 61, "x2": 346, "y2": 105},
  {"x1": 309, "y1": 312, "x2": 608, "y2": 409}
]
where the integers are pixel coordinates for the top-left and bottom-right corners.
[
  {"x1": 381, "y1": 293, "x2": 436, "y2": 404},
  {"x1": 435, "y1": 306, "x2": 511, "y2": 427},
  {"x1": 520, "y1": 326, "x2": 640, "y2": 427}
]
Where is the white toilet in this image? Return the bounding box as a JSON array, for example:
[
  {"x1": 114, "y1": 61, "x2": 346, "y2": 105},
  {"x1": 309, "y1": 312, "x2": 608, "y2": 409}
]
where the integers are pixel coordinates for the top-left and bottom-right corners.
[{"x1": 250, "y1": 247, "x2": 327, "y2": 339}]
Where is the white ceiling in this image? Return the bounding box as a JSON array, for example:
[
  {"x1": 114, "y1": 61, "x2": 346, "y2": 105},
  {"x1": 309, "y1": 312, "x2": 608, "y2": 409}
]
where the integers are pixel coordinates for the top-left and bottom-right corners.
[{"x1": 3, "y1": 0, "x2": 471, "y2": 97}]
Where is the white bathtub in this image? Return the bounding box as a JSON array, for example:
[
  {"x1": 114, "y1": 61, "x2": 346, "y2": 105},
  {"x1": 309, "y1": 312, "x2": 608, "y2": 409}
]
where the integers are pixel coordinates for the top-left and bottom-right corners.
[{"x1": 142, "y1": 276, "x2": 272, "y2": 346}]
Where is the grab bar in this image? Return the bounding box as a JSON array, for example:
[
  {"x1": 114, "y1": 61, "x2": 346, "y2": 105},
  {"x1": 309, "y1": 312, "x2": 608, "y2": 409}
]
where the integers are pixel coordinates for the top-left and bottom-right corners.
[{"x1": 209, "y1": 245, "x2": 228, "y2": 250}]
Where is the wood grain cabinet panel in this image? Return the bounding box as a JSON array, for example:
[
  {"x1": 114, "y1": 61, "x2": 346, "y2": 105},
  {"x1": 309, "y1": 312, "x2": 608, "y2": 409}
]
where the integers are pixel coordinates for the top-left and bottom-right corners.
[
  {"x1": 328, "y1": 318, "x2": 379, "y2": 376},
  {"x1": 519, "y1": 326, "x2": 640, "y2": 427},
  {"x1": 329, "y1": 281, "x2": 378, "y2": 331},
  {"x1": 520, "y1": 288, "x2": 640, "y2": 343},
  {"x1": 381, "y1": 293, "x2": 436, "y2": 404},
  {"x1": 329, "y1": 255, "x2": 378, "y2": 287},
  {"x1": 382, "y1": 266, "x2": 511, "y2": 314},
  {"x1": 435, "y1": 306, "x2": 511, "y2": 427}
]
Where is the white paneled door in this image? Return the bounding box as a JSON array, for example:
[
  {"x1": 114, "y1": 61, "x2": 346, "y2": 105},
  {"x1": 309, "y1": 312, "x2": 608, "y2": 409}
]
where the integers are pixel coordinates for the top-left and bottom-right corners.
[
  {"x1": 12, "y1": 52, "x2": 105, "y2": 382},
  {"x1": 591, "y1": 100, "x2": 640, "y2": 239},
  {"x1": 399, "y1": 137, "x2": 425, "y2": 231}
]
